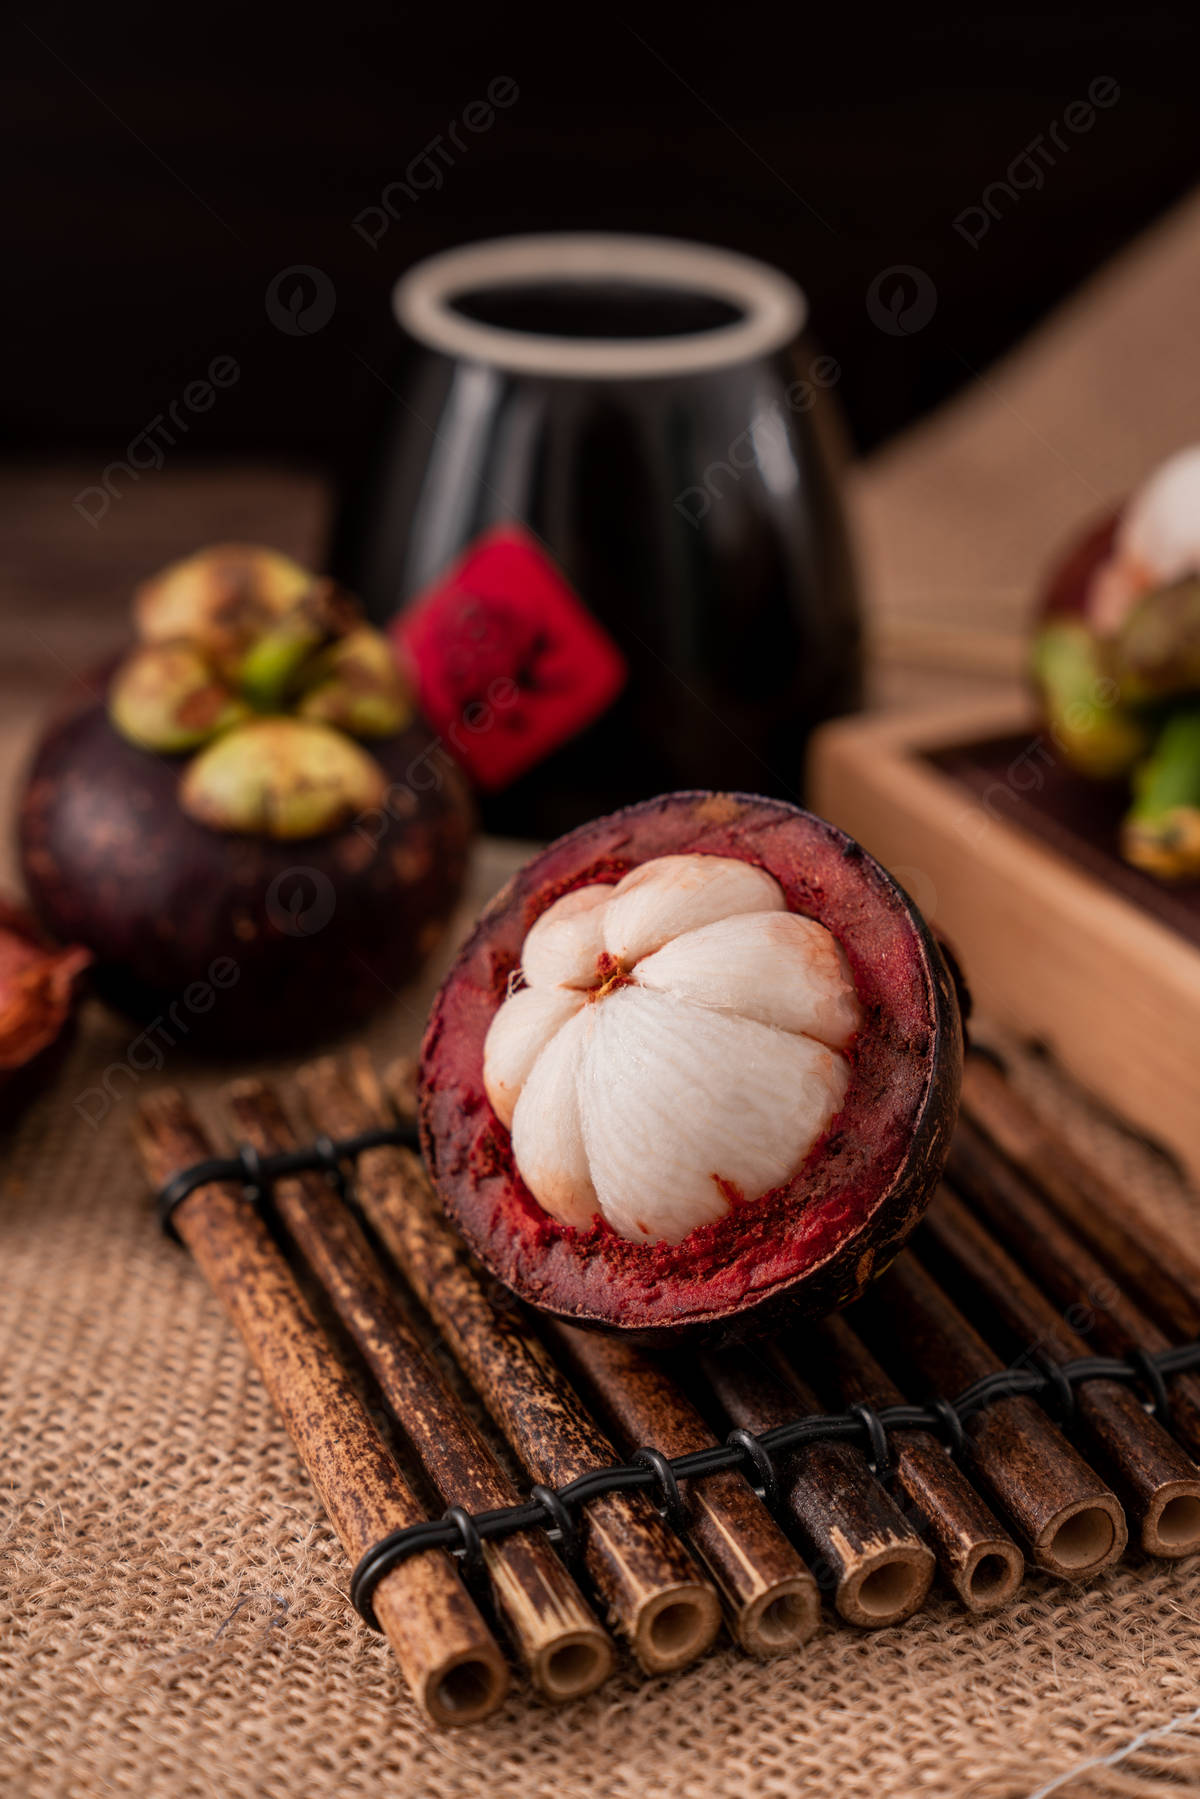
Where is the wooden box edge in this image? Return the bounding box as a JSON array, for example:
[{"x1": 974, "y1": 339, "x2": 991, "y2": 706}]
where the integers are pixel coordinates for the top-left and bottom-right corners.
[{"x1": 810, "y1": 699, "x2": 1200, "y2": 1184}]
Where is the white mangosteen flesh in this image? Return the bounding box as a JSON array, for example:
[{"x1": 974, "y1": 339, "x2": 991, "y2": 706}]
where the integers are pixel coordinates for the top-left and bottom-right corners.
[{"x1": 483, "y1": 854, "x2": 860, "y2": 1245}]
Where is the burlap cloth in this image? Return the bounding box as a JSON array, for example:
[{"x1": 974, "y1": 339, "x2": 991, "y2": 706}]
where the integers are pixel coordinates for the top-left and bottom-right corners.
[{"x1": 5, "y1": 193, "x2": 1200, "y2": 1799}]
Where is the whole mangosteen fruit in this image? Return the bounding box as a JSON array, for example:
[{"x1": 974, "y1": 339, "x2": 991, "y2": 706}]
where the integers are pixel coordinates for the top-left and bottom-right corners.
[
  {"x1": 18, "y1": 545, "x2": 473, "y2": 1052},
  {"x1": 419, "y1": 790, "x2": 963, "y2": 1344}
]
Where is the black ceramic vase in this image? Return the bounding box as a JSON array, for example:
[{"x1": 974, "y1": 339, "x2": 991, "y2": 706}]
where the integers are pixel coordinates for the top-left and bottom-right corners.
[{"x1": 333, "y1": 234, "x2": 861, "y2": 838}]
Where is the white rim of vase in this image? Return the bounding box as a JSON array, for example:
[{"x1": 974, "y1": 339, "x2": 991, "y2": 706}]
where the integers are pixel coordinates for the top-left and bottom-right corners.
[{"x1": 392, "y1": 234, "x2": 806, "y2": 380}]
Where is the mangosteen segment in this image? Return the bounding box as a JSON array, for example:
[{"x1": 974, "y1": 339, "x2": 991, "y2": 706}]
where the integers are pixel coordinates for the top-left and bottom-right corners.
[{"x1": 484, "y1": 856, "x2": 861, "y2": 1246}]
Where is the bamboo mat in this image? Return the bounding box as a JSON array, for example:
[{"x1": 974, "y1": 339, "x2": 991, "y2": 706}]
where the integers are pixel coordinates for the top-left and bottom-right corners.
[
  {"x1": 5, "y1": 190, "x2": 1200, "y2": 1798},
  {"x1": 4, "y1": 854, "x2": 1200, "y2": 1799}
]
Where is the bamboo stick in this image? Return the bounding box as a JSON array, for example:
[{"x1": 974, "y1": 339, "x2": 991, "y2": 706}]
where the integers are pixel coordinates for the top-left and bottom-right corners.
[
  {"x1": 701, "y1": 1345, "x2": 935, "y2": 1629},
  {"x1": 864, "y1": 1254, "x2": 1127, "y2": 1577},
  {"x1": 229, "y1": 1072, "x2": 614, "y2": 1703},
  {"x1": 948, "y1": 1118, "x2": 1200, "y2": 1460},
  {"x1": 963, "y1": 1054, "x2": 1200, "y2": 1343},
  {"x1": 922, "y1": 1188, "x2": 1200, "y2": 1557},
  {"x1": 803, "y1": 1315, "x2": 1024, "y2": 1610},
  {"x1": 353, "y1": 1057, "x2": 722, "y2": 1675},
  {"x1": 133, "y1": 1089, "x2": 508, "y2": 1728},
  {"x1": 545, "y1": 1319, "x2": 820, "y2": 1655}
]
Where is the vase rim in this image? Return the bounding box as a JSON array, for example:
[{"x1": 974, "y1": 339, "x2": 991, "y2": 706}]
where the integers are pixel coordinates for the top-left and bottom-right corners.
[{"x1": 393, "y1": 233, "x2": 806, "y2": 379}]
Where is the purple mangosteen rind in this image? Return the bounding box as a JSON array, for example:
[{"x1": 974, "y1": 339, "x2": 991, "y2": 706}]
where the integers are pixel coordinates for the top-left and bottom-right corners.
[
  {"x1": 18, "y1": 691, "x2": 473, "y2": 1053},
  {"x1": 419, "y1": 789, "x2": 964, "y2": 1345}
]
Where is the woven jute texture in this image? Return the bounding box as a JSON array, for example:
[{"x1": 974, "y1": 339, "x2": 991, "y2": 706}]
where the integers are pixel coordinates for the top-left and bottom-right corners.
[{"x1": 3, "y1": 869, "x2": 1200, "y2": 1799}]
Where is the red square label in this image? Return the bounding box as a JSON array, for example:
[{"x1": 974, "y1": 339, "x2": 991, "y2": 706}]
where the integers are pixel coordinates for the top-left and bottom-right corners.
[{"x1": 393, "y1": 526, "x2": 627, "y2": 791}]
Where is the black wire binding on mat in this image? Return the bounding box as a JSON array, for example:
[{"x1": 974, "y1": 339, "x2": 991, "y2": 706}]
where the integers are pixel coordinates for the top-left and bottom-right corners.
[
  {"x1": 151, "y1": 1138, "x2": 1200, "y2": 1634},
  {"x1": 347, "y1": 1336, "x2": 1200, "y2": 1630},
  {"x1": 155, "y1": 1123, "x2": 420, "y2": 1240}
]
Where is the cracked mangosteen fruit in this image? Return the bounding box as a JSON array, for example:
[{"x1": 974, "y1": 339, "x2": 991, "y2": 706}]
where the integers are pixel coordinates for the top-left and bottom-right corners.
[
  {"x1": 18, "y1": 545, "x2": 473, "y2": 1051},
  {"x1": 419, "y1": 790, "x2": 964, "y2": 1343}
]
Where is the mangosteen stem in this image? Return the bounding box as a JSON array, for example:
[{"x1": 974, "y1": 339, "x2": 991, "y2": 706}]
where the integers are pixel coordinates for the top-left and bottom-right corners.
[{"x1": 238, "y1": 624, "x2": 321, "y2": 712}]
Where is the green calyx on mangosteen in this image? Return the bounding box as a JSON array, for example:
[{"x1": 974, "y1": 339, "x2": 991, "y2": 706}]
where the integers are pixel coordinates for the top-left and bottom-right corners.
[
  {"x1": 108, "y1": 644, "x2": 251, "y2": 754},
  {"x1": 419, "y1": 790, "x2": 963, "y2": 1343},
  {"x1": 1031, "y1": 447, "x2": 1200, "y2": 879},
  {"x1": 107, "y1": 542, "x2": 413, "y2": 840},
  {"x1": 1121, "y1": 710, "x2": 1200, "y2": 879},
  {"x1": 296, "y1": 629, "x2": 415, "y2": 738},
  {"x1": 1111, "y1": 577, "x2": 1200, "y2": 704},
  {"x1": 180, "y1": 718, "x2": 388, "y2": 840},
  {"x1": 1029, "y1": 619, "x2": 1151, "y2": 779},
  {"x1": 136, "y1": 543, "x2": 317, "y2": 671},
  {"x1": 18, "y1": 544, "x2": 473, "y2": 1051}
]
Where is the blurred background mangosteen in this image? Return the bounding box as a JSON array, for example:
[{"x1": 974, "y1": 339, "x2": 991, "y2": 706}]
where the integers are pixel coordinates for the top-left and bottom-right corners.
[{"x1": 17, "y1": 545, "x2": 474, "y2": 1052}]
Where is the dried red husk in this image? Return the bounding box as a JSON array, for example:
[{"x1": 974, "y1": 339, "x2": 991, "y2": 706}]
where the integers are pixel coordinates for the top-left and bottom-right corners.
[{"x1": 0, "y1": 900, "x2": 91, "y2": 1081}]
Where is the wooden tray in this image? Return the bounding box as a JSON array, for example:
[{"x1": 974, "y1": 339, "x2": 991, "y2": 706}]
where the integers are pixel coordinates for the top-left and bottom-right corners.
[{"x1": 810, "y1": 697, "x2": 1200, "y2": 1184}]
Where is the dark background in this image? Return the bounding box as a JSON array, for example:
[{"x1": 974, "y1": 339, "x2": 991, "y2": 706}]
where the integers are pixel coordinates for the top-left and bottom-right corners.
[{"x1": 6, "y1": 4, "x2": 1199, "y2": 467}]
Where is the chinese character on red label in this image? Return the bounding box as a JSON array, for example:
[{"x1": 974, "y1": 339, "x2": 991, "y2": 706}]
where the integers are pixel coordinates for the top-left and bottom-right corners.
[{"x1": 393, "y1": 526, "x2": 627, "y2": 791}]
